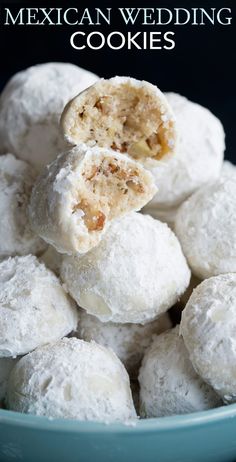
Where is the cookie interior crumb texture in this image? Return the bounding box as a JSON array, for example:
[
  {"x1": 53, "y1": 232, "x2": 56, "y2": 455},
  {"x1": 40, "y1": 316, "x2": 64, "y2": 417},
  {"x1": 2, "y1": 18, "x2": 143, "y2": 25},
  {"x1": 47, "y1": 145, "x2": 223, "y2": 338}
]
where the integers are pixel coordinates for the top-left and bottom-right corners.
[
  {"x1": 61, "y1": 77, "x2": 177, "y2": 165},
  {"x1": 29, "y1": 145, "x2": 157, "y2": 255},
  {"x1": 143, "y1": 92, "x2": 225, "y2": 210}
]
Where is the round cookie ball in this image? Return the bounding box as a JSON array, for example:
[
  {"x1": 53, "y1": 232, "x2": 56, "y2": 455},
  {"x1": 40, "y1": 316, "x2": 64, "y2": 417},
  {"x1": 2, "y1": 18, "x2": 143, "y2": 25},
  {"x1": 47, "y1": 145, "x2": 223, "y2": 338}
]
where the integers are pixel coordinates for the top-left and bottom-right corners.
[
  {"x1": 61, "y1": 76, "x2": 177, "y2": 165},
  {"x1": 7, "y1": 337, "x2": 137, "y2": 422},
  {"x1": 0, "y1": 63, "x2": 98, "y2": 172},
  {"x1": 61, "y1": 212, "x2": 190, "y2": 324},
  {"x1": 0, "y1": 154, "x2": 47, "y2": 258},
  {"x1": 143, "y1": 92, "x2": 224, "y2": 212},
  {"x1": 0, "y1": 255, "x2": 78, "y2": 357},
  {"x1": 0, "y1": 357, "x2": 18, "y2": 402},
  {"x1": 29, "y1": 145, "x2": 156, "y2": 255},
  {"x1": 180, "y1": 274, "x2": 236, "y2": 403},
  {"x1": 175, "y1": 177, "x2": 236, "y2": 279},
  {"x1": 139, "y1": 326, "x2": 221, "y2": 417},
  {"x1": 77, "y1": 310, "x2": 172, "y2": 377}
]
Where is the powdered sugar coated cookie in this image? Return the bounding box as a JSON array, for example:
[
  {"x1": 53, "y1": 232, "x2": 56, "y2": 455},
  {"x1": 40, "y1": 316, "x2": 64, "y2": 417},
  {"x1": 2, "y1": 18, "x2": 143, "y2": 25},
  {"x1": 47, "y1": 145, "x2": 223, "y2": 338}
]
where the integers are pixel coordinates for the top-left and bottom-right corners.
[
  {"x1": 61, "y1": 213, "x2": 190, "y2": 324},
  {"x1": 7, "y1": 337, "x2": 136, "y2": 422},
  {"x1": 175, "y1": 177, "x2": 236, "y2": 279},
  {"x1": 0, "y1": 255, "x2": 78, "y2": 357},
  {"x1": 139, "y1": 326, "x2": 221, "y2": 417},
  {"x1": 0, "y1": 63, "x2": 98, "y2": 172}
]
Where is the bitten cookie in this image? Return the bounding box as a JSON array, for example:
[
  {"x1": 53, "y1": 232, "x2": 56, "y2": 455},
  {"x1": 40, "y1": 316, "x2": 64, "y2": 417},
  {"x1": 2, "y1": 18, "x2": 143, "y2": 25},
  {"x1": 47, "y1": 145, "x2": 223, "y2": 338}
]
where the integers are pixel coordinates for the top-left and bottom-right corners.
[
  {"x1": 61, "y1": 76, "x2": 177, "y2": 164},
  {"x1": 0, "y1": 256, "x2": 78, "y2": 357},
  {"x1": 0, "y1": 154, "x2": 47, "y2": 258},
  {"x1": 77, "y1": 310, "x2": 172, "y2": 377},
  {"x1": 0, "y1": 62, "x2": 98, "y2": 172},
  {"x1": 175, "y1": 177, "x2": 236, "y2": 279},
  {"x1": 143, "y1": 92, "x2": 225, "y2": 215},
  {"x1": 180, "y1": 274, "x2": 236, "y2": 403},
  {"x1": 7, "y1": 338, "x2": 137, "y2": 422},
  {"x1": 61, "y1": 213, "x2": 190, "y2": 324},
  {"x1": 139, "y1": 326, "x2": 221, "y2": 417},
  {"x1": 29, "y1": 145, "x2": 157, "y2": 255}
]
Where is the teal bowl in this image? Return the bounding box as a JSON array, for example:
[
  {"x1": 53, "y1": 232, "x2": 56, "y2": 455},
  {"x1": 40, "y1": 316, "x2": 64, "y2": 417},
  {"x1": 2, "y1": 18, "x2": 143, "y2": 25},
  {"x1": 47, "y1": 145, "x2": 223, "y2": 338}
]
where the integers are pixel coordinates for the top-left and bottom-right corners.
[{"x1": 1, "y1": 404, "x2": 236, "y2": 462}]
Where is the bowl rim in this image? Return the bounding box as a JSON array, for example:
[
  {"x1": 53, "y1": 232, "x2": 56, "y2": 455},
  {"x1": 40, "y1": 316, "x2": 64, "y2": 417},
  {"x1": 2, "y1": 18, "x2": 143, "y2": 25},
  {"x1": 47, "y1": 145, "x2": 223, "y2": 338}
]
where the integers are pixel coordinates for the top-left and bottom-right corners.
[{"x1": 1, "y1": 403, "x2": 236, "y2": 433}]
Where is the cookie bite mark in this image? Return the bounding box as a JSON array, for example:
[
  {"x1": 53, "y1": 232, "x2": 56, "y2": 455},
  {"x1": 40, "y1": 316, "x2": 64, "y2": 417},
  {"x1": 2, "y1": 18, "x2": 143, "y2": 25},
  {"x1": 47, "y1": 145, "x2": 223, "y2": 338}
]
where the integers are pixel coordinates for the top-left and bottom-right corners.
[
  {"x1": 75, "y1": 156, "x2": 149, "y2": 233},
  {"x1": 61, "y1": 77, "x2": 177, "y2": 165},
  {"x1": 29, "y1": 145, "x2": 157, "y2": 256}
]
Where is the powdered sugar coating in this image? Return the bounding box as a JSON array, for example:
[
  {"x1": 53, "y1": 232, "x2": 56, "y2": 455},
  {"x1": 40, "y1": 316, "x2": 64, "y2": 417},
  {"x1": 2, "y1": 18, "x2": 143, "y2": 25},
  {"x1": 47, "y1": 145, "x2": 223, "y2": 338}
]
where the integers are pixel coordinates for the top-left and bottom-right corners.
[
  {"x1": 142, "y1": 205, "x2": 178, "y2": 229},
  {"x1": 144, "y1": 92, "x2": 224, "y2": 210},
  {"x1": 39, "y1": 246, "x2": 62, "y2": 277},
  {"x1": 77, "y1": 310, "x2": 172, "y2": 377},
  {"x1": 175, "y1": 177, "x2": 236, "y2": 279},
  {"x1": 221, "y1": 160, "x2": 236, "y2": 179},
  {"x1": 0, "y1": 63, "x2": 98, "y2": 172},
  {"x1": 61, "y1": 213, "x2": 190, "y2": 324},
  {"x1": 29, "y1": 144, "x2": 156, "y2": 255},
  {"x1": 0, "y1": 357, "x2": 18, "y2": 401},
  {"x1": 7, "y1": 337, "x2": 136, "y2": 422},
  {"x1": 139, "y1": 326, "x2": 221, "y2": 417},
  {"x1": 180, "y1": 274, "x2": 236, "y2": 403},
  {"x1": 0, "y1": 255, "x2": 78, "y2": 357},
  {"x1": 0, "y1": 154, "x2": 47, "y2": 257}
]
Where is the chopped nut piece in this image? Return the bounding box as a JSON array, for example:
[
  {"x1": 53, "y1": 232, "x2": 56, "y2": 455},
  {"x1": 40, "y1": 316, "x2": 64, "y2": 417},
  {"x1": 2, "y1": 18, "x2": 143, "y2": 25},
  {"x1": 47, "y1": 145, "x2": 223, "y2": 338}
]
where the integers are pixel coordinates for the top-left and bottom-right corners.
[
  {"x1": 94, "y1": 95, "x2": 112, "y2": 113},
  {"x1": 126, "y1": 180, "x2": 145, "y2": 194},
  {"x1": 146, "y1": 133, "x2": 161, "y2": 151},
  {"x1": 107, "y1": 163, "x2": 119, "y2": 174},
  {"x1": 94, "y1": 99, "x2": 103, "y2": 111},
  {"x1": 61, "y1": 77, "x2": 177, "y2": 164},
  {"x1": 74, "y1": 200, "x2": 106, "y2": 232},
  {"x1": 29, "y1": 145, "x2": 157, "y2": 255},
  {"x1": 129, "y1": 139, "x2": 154, "y2": 159},
  {"x1": 110, "y1": 142, "x2": 128, "y2": 153},
  {"x1": 85, "y1": 166, "x2": 98, "y2": 181}
]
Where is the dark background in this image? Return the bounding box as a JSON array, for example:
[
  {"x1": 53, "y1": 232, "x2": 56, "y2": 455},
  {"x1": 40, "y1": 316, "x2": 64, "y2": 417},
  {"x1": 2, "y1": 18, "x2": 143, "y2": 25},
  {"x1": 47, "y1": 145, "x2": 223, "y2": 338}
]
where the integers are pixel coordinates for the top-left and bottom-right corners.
[{"x1": 0, "y1": 0, "x2": 235, "y2": 163}]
